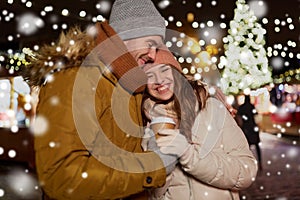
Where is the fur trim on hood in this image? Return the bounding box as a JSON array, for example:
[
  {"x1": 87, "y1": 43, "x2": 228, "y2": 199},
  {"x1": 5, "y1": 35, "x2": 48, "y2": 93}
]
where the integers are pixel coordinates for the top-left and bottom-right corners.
[{"x1": 22, "y1": 26, "x2": 97, "y2": 87}]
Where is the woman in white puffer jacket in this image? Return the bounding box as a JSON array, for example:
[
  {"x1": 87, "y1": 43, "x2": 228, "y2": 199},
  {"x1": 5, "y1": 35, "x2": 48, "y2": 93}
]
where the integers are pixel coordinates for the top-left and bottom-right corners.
[{"x1": 141, "y1": 49, "x2": 258, "y2": 200}]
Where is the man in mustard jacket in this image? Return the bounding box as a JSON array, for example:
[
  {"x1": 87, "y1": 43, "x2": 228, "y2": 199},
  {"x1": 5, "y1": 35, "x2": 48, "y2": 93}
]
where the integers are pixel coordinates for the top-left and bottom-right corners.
[{"x1": 23, "y1": 0, "x2": 177, "y2": 199}]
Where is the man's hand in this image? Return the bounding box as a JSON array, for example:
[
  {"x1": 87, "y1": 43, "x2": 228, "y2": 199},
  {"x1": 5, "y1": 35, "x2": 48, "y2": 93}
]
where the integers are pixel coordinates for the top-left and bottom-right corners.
[{"x1": 209, "y1": 86, "x2": 237, "y2": 117}]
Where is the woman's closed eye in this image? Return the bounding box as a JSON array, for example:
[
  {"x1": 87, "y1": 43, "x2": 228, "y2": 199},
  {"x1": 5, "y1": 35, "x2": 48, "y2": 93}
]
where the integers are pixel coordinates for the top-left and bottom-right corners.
[
  {"x1": 146, "y1": 73, "x2": 155, "y2": 81},
  {"x1": 160, "y1": 65, "x2": 172, "y2": 73},
  {"x1": 161, "y1": 67, "x2": 171, "y2": 73}
]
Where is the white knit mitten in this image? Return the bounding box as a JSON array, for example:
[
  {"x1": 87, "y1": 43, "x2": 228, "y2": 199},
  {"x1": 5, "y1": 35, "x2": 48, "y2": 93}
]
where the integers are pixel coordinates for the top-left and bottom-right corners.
[{"x1": 156, "y1": 129, "x2": 190, "y2": 158}]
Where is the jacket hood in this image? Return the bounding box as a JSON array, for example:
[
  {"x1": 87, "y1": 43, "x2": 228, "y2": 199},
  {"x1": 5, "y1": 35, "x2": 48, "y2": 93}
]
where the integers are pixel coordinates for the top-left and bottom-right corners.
[{"x1": 22, "y1": 26, "x2": 97, "y2": 87}]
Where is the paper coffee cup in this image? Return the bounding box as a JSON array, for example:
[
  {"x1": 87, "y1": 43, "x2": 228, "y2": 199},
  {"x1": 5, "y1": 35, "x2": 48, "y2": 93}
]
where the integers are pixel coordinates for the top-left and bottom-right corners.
[{"x1": 150, "y1": 117, "x2": 176, "y2": 139}]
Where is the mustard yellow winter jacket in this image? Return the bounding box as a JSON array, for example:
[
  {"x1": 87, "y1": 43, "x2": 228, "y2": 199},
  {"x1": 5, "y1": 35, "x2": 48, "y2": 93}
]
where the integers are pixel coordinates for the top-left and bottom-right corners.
[{"x1": 34, "y1": 63, "x2": 166, "y2": 199}]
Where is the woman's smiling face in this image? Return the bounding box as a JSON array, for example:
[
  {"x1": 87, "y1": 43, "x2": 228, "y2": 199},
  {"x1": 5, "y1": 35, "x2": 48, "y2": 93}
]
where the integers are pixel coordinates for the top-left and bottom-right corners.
[{"x1": 145, "y1": 64, "x2": 174, "y2": 101}]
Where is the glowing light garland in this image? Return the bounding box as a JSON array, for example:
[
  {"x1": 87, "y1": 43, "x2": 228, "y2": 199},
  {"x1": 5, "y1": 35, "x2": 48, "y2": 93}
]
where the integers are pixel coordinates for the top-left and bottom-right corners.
[{"x1": 0, "y1": 48, "x2": 34, "y2": 76}]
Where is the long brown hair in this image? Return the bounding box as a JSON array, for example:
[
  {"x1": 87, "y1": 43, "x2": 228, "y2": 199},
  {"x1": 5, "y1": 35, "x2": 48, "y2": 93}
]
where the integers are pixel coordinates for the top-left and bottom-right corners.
[{"x1": 142, "y1": 67, "x2": 208, "y2": 141}]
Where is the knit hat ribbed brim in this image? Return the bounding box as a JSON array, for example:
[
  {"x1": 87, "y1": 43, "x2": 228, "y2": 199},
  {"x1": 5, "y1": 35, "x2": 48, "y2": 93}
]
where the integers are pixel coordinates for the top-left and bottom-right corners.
[
  {"x1": 109, "y1": 0, "x2": 166, "y2": 40},
  {"x1": 142, "y1": 48, "x2": 182, "y2": 72}
]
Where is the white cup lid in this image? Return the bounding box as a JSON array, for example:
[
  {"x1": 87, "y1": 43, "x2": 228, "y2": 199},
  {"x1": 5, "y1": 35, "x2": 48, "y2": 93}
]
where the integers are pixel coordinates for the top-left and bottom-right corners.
[{"x1": 150, "y1": 117, "x2": 176, "y2": 125}]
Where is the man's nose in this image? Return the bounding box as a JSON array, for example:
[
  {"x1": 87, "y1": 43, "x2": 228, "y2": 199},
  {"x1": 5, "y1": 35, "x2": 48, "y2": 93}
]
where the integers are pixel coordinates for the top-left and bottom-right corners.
[{"x1": 147, "y1": 47, "x2": 156, "y2": 61}]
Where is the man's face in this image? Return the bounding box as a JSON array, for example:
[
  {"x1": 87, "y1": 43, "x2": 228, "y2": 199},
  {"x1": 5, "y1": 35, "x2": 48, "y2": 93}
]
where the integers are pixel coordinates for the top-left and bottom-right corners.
[{"x1": 123, "y1": 35, "x2": 164, "y2": 66}]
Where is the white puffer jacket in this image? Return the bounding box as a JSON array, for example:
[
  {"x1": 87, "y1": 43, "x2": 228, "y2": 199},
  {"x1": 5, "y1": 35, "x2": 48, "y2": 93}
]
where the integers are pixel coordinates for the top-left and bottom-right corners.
[{"x1": 150, "y1": 98, "x2": 258, "y2": 200}]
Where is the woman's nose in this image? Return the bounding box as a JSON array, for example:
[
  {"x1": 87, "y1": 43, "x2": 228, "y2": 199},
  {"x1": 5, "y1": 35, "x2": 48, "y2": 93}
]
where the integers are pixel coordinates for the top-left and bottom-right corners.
[{"x1": 155, "y1": 73, "x2": 164, "y2": 84}]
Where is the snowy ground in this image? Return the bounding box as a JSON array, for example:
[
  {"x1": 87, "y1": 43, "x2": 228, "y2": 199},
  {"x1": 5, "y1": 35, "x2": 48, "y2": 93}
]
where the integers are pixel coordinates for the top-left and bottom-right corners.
[{"x1": 240, "y1": 132, "x2": 300, "y2": 200}]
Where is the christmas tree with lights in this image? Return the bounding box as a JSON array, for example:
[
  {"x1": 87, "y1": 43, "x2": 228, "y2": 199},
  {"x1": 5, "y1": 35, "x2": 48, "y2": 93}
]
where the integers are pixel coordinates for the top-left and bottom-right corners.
[{"x1": 218, "y1": 0, "x2": 272, "y2": 95}]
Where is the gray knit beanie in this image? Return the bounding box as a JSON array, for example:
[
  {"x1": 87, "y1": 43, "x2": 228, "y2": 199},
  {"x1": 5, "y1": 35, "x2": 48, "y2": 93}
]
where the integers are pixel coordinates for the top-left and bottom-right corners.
[{"x1": 109, "y1": 0, "x2": 166, "y2": 40}]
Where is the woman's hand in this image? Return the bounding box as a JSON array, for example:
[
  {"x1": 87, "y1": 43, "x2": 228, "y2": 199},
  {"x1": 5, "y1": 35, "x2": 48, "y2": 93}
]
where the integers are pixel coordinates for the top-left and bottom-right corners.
[{"x1": 156, "y1": 129, "x2": 190, "y2": 158}]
